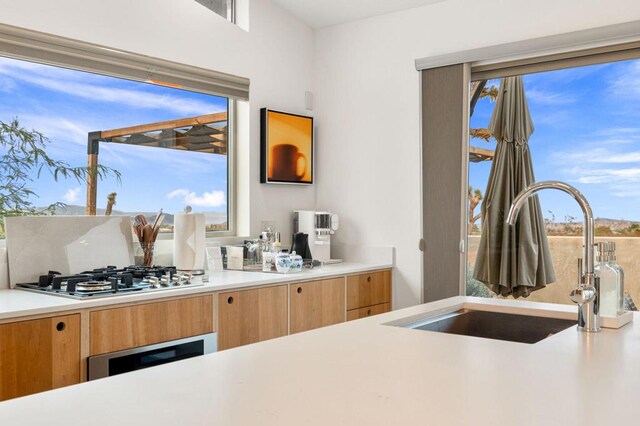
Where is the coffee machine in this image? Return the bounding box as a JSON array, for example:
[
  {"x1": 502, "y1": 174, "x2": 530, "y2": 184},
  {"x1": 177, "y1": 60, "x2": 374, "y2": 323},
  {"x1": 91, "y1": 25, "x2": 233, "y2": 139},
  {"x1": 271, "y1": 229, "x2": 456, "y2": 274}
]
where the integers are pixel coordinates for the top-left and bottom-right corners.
[{"x1": 293, "y1": 210, "x2": 341, "y2": 263}]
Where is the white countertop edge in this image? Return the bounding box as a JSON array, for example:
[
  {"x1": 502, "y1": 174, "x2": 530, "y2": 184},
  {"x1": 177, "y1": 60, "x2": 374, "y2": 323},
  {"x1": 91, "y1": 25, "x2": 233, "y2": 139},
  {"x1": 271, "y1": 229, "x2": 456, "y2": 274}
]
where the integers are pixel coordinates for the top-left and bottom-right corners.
[
  {"x1": 0, "y1": 262, "x2": 393, "y2": 321},
  {"x1": 2, "y1": 295, "x2": 639, "y2": 425}
]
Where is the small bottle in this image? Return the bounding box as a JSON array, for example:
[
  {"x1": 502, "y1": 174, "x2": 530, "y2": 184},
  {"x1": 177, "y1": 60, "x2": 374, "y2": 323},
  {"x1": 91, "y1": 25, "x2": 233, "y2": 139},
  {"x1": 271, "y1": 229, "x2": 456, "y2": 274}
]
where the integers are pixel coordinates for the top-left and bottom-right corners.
[
  {"x1": 262, "y1": 251, "x2": 274, "y2": 272},
  {"x1": 607, "y1": 241, "x2": 625, "y2": 315},
  {"x1": 272, "y1": 232, "x2": 282, "y2": 254},
  {"x1": 595, "y1": 242, "x2": 618, "y2": 318}
]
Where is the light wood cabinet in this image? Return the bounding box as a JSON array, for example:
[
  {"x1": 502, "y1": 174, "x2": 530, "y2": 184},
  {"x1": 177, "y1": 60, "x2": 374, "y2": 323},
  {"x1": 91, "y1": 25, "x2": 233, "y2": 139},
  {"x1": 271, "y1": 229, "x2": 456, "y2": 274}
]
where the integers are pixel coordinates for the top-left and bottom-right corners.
[
  {"x1": 0, "y1": 314, "x2": 80, "y2": 401},
  {"x1": 346, "y1": 270, "x2": 391, "y2": 310},
  {"x1": 90, "y1": 295, "x2": 214, "y2": 356},
  {"x1": 218, "y1": 285, "x2": 288, "y2": 350},
  {"x1": 346, "y1": 303, "x2": 391, "y2": 321},
  {"x1": 290, "y1": 277, "x2": 345, "y2": 334}
]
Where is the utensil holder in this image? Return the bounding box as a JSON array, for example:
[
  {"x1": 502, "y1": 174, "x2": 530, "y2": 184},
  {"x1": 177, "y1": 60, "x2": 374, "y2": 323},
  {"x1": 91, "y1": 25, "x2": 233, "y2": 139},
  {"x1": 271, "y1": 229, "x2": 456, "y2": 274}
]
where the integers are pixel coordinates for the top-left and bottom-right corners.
[{"x1": 135, "y1": 243, "x2": 155, "y2": 267}]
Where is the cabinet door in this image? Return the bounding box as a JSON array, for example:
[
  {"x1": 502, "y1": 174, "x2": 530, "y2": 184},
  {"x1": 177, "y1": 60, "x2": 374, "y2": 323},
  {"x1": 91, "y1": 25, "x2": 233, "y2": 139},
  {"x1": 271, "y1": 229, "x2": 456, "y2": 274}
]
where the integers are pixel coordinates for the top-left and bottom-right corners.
[
  {"x1": 290, "y1": 277, "x2": 345, "y2": 334},
  {"x1": 346, "y1": 270, "x2": 391, "y2": 310},
  {"x1": 0, "y1": 314, "x2": 80, "y2": 401},
  {"x1": 346, "y1": 303, "x2": 391, "y2": 321},
  {"x1": 218, "y1": 285, "x2": 288, "y2": 350}
]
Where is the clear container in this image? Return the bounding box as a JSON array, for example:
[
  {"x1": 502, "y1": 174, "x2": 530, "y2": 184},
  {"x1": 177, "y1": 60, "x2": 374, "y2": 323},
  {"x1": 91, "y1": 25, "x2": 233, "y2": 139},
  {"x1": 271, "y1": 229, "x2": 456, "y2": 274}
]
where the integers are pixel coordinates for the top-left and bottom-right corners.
[
  {"x1": 607, "y1": 241, "x2": 625, "y2": 316},
  {"x1": 262, "y1": 251, "x2": 274, "y2": 272},
  {"x1": 135, "y1": 242, "x2": 155, "y2": 267},
  {"x1": 595, "y1": 242, "x2": 619, "y2": 318}
]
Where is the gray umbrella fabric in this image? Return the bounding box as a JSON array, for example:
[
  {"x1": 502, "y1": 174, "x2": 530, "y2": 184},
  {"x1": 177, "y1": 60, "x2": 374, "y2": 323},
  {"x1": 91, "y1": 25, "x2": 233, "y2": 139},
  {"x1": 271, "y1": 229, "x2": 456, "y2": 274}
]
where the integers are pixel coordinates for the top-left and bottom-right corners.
[{"x1": 473, "y1": 76, "x2": 556, "y2": 298}]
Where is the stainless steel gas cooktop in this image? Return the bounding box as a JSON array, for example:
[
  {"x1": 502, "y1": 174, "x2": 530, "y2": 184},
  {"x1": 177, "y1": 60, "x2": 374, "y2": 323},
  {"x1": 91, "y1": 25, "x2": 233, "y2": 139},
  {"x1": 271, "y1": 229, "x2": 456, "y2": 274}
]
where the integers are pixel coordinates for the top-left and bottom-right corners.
[{"x1": 16, "y1": 265, "x2": 206, "y2": 299}]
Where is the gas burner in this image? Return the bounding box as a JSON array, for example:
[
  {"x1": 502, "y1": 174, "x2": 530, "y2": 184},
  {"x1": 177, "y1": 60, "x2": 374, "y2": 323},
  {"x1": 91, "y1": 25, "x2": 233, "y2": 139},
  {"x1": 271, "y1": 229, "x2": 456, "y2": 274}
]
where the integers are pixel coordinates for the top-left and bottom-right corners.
[
  {"x1": 75, "y1": 281, "x2": 113, "y2": 292},
  {"x1": 16, "y1": 265, "x2": 206, "y2": 299}
]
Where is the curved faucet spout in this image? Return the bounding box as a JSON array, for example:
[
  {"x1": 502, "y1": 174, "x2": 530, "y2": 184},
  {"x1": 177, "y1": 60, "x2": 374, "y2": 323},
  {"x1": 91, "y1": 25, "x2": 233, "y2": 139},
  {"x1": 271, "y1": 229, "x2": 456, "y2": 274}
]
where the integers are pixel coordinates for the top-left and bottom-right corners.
[
  {"x1": 506, "y1": 180, "x2": 599, "y2": 332},
  {"x1": 506, "y1": 181, "x2": 594, "y2": 275}
]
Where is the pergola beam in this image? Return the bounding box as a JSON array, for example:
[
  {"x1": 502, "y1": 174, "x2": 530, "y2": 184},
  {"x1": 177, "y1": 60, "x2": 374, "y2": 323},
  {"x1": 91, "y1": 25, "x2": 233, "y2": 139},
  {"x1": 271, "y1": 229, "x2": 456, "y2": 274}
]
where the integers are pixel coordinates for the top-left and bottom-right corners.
[{"x1": 101, "y1": 112, "x2": 228, "y2": 139}]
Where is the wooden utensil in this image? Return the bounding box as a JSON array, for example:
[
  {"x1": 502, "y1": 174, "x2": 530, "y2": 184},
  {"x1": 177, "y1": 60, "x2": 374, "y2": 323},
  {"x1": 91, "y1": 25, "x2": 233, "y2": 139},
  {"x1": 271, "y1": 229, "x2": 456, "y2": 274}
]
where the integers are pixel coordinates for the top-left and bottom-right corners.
[
  {"x1": 150, "y1": 210, "x2": 162, "y2": 231},
  {"x1": 142, "y1": 223, "x2": 154, "y2": 244}
]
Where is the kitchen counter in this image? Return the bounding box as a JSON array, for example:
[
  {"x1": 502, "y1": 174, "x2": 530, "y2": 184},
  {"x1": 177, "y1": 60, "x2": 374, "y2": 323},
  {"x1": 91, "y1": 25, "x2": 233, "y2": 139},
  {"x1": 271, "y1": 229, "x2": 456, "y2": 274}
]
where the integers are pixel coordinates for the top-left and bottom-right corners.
[
  {"x1": 0, "y1": 262, "x2": 392, "y2": 320},
  {"x1": 0, "y1": 296, "x2": 638, "y2": 425}
]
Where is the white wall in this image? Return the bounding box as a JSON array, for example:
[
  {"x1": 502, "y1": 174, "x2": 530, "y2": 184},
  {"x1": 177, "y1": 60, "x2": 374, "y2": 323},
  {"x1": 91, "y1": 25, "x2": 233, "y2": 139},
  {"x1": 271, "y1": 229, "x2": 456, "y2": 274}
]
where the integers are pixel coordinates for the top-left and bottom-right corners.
[
  {"x1": 0, "y1": 0, "x2": 316, "y2": 245},
  {"x1": 313, "y1": 0, "x2": 640, "y2": 308}
]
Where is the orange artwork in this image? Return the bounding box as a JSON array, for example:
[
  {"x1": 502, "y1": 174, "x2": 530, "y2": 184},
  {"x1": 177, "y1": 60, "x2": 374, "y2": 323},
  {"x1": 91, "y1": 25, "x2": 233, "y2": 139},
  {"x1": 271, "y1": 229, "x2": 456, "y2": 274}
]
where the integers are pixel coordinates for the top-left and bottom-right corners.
[{"x1": 261, "y1": 109, "x2": 313, "y2": 184}]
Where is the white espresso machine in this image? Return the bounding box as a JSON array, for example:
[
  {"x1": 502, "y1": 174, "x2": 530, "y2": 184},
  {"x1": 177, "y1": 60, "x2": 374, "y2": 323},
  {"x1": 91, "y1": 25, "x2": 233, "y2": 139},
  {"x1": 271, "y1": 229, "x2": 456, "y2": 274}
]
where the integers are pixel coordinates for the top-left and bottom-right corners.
[{"x1": 293, "y1": 210, "x2": 341, "y2": 263}]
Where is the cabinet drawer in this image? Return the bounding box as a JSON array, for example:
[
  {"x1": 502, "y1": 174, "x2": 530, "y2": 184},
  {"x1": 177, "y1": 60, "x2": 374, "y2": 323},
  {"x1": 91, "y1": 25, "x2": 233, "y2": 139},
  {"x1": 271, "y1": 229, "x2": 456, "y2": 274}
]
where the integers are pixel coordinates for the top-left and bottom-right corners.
[
  {"x1": 90, "y1": 295, "x2": 214, "y2": 356},
  {"x1": 346, "y1": 270, "x2": 391, "y2": 310},
  {"x1": 347, "y1": 303, "x2": 391, "y2": 321}
]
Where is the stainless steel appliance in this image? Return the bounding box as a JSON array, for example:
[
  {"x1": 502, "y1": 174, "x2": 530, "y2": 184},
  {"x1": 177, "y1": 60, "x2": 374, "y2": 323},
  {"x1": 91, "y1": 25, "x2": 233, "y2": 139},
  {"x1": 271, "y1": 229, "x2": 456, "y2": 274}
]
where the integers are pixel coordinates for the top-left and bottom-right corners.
[
  {"x1": 88, "y1": 333, "x2": 217, "y2": 380},
  {"x1": 293, "y1": 210, "x2": 341, "y2": 263},
  {"x1": 16, "y1": 265, "x2": 205, "y2": 299}
]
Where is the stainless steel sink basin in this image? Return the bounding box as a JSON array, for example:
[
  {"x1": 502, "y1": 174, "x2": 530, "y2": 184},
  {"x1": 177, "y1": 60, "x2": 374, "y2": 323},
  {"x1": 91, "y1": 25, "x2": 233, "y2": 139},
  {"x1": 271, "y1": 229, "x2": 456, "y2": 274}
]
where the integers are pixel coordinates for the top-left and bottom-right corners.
[{"x1": 399, "y1": 309, "x2": 577, "y2": 344}]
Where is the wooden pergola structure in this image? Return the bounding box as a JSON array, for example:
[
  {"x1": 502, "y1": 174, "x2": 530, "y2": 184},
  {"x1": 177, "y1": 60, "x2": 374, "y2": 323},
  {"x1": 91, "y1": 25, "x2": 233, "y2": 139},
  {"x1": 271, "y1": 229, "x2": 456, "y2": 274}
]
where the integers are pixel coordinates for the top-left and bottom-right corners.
[
  {"x1": 85, "y1": 112, "x2": 228, "y2": 215},
  {"x1": 469, "y1": 146, "x2": 495, "y2": 163}
]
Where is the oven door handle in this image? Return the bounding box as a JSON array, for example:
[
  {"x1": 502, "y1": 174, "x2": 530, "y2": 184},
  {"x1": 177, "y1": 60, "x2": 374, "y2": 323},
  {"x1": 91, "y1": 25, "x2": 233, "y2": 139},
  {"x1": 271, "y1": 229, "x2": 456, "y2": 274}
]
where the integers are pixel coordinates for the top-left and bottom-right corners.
[{"x1": 87, "y1": 332, "x2": 217, "y2": 380}]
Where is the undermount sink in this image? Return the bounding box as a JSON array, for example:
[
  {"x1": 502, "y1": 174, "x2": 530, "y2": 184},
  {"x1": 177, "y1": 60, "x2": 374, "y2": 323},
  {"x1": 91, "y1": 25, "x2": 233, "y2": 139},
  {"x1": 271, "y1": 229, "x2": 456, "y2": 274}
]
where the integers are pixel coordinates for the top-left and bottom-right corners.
[{"x1": 398, "y1": 309, "x2": 577, "y2": 344}]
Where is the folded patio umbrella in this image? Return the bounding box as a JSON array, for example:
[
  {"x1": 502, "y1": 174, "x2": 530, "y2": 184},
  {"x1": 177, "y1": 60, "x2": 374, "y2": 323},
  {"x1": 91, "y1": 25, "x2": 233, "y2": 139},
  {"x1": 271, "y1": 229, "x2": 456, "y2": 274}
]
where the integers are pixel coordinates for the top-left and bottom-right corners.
[{"x1": 473, "y1": 76, "x2": 556, "y2": 298}]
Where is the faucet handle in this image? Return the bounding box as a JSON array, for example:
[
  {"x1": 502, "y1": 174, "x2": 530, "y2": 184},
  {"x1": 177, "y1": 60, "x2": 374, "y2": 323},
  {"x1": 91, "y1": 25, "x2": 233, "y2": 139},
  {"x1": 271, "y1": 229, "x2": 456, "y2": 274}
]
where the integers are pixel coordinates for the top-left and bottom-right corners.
[
  {"x1": 571, "y1": 257, "x2": 596, "y2": 306},
  {"x1": 570, "y1": 285, "x2": 595, "y2": 306}
]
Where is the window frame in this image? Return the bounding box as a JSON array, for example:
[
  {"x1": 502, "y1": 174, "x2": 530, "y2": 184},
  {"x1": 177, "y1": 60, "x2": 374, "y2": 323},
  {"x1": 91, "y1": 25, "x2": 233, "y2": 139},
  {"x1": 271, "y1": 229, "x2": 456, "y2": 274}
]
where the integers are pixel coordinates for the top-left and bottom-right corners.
[{"x1": 0, "y1": 23, "x2": 244, "y2": 237}]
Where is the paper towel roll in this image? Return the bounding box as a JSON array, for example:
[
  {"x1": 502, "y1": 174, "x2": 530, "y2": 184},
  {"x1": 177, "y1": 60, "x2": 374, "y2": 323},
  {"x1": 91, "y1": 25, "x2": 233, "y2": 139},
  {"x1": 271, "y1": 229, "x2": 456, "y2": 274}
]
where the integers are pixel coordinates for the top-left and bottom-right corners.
[{"x1": 173, "y1": 213, "x2": 205, "y2": 271}]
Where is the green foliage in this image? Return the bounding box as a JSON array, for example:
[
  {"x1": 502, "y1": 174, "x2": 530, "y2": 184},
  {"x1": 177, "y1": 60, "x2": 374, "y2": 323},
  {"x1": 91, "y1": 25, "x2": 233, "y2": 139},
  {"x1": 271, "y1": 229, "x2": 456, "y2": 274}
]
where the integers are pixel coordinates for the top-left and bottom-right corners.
[
  {"x1": 595, "y1": 225, "x2": 614, "y2": 236},
  {"x1": 465, "y1": 267, "x2": 495, "y2": 298},
  {"x1": 469, "y1": 80, "x2": 499, "y2": 143},
  {"x1": 622, "y1": 223, "x2": 640, "y2": 237},
  {"x1": 0, "y1": 118, "x2": 120, "y2": 219}
]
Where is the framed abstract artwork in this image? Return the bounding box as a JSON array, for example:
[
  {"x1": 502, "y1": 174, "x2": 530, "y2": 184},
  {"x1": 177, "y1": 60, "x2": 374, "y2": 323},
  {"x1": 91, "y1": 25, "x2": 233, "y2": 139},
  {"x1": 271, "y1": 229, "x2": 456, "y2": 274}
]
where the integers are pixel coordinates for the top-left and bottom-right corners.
[{"x1": 260, "y1": 108, "x2": 313, "y2": 184}]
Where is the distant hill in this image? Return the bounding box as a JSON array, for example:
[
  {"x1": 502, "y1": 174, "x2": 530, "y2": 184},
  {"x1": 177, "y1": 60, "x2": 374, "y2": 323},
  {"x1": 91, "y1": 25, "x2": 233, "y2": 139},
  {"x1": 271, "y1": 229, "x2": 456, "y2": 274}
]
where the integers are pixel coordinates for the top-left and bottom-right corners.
[
  {"x1": 547, "y1": 218, "x2": 639, "y2": 230},
  {"x1": 43, "y1": 205, "x2": 227, "y2": 225}
]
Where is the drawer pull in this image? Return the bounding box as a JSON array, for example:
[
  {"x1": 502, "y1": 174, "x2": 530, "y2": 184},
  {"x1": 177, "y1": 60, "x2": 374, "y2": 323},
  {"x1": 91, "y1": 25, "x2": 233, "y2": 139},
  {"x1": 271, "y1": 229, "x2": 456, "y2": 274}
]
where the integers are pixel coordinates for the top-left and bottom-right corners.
[
  {"x1": 56, "y1": 322, "x2": 66, "y2": 331},
  {"x1": 227, "y1": 296, "x2": 234, "y2": 304},
  {"x1": 367, "y1": 309, "x2": 372, "y2": 316},
  {"x1": 367, "y1": 276, "x2": 372, "y2": 283},
  {"x1": 297, "y1": 287, "x2": 302, "y2": 294}
]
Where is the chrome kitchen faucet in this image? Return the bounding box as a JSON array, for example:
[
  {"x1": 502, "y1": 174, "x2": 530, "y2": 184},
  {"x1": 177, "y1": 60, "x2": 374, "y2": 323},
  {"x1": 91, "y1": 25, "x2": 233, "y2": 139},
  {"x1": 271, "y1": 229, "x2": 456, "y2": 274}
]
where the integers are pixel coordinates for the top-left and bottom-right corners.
[{"x1": 506, "y1": 181, "x2": 600, "y2": 332}]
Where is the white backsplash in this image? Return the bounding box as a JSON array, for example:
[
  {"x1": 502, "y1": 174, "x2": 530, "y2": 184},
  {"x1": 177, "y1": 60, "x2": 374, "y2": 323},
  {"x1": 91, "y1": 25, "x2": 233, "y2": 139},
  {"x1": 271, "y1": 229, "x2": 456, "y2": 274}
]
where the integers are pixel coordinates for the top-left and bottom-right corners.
[
  {"x1": 5, "y1": 216, "x2": 134, "y2": 287},
  {"x1": 331, "y1": 244, "x2": 395, "y2": 265},
  {"x1": 0, "y1": 248, "x2": 8, "y2": 290}
]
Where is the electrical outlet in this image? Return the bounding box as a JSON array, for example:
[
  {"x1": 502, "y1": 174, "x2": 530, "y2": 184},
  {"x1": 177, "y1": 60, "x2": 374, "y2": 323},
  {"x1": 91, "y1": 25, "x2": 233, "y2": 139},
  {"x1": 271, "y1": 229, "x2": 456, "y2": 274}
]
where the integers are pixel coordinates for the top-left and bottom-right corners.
[{"x1": 261, "y1": 220, "x2": 276, "y2": 232}]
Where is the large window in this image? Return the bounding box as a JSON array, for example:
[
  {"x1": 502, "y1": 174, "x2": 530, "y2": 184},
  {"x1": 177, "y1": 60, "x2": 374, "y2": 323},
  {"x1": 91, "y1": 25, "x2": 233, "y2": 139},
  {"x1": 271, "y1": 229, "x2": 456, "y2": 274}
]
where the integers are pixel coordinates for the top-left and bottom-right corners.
[
  {"x1": 0, "y1": 54, "x2": 233, "y2": 236},
  {"x1": 467, "y1": 57, "x2": 640, "y2": 307}
]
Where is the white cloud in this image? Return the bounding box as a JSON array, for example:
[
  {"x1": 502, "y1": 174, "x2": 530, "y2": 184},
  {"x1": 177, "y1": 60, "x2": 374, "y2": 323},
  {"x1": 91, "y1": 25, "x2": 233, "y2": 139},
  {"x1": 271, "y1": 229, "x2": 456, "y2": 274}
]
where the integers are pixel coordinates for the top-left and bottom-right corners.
[
  {"x1": 0, "y1": 75, "x2": 15, "y2": 93},
  {"x1": 570, "y1": 167, "x2": 640, "y2": 185},
  {"x1": 0, "y1": 56, "x2": 224, "y2": 117},
  {"x1": 167, "y1": 188, "x2": 226, "y2": 208},
  {"x1": 552, "y1": 148, "x2": 640, "y2": 164},
  {"x1": 62, "y1": 187, "x2": 81, "y2": 203},
  {"x1": 609, "y1": 61, "x2": 640, "y2": 99},
  {"x1": 16, "y1": 114, "x2": 91, "y2": 147},
  {"x1": 526, "y1": 88, "x2": 577, "y2": 105}
]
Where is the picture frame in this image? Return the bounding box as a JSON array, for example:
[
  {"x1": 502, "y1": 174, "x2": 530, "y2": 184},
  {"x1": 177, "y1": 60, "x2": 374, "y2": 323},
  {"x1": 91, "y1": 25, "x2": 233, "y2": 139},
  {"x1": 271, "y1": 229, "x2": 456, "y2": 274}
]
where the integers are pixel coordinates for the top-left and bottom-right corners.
[{"x1": 260, "y1": 108, "x2": 314, "y2": 184}]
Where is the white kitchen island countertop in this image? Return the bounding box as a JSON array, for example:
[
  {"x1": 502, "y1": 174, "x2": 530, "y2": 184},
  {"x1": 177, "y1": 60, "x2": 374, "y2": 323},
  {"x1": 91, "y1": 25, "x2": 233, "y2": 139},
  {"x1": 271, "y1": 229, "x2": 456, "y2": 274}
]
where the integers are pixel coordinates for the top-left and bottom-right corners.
[
  {"x1": 0, "y1": 296, "x2": 638, "y2": 425},
  {"x1": 0, "y1": 262, "x2": 392, "y2": 320}
]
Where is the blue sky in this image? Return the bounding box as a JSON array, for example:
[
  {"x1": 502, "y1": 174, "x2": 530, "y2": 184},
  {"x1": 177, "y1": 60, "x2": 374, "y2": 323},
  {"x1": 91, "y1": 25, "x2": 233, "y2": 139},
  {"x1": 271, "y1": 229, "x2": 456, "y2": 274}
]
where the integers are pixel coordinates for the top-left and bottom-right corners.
[
  {"x1": 0, "y1": 56, "x2": 228, "y2": 223},
  {"x1": 470, "y1": 58, "x2": 640, "y2": 222}
]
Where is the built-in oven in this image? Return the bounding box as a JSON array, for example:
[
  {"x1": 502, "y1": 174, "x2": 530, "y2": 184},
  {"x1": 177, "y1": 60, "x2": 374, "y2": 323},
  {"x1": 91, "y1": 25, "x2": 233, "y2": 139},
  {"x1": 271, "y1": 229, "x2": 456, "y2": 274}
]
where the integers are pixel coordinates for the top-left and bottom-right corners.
[{"x1": 88, "y1": 333, "x2": 217, "y2": 380}]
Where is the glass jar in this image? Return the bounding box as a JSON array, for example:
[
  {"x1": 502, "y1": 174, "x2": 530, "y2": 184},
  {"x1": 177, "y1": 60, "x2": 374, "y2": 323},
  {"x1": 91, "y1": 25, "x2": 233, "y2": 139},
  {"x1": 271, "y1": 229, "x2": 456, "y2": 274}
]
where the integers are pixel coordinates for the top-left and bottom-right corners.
[{"x1": 135, "y1": 242, "x2": 155, "y2": 267}]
